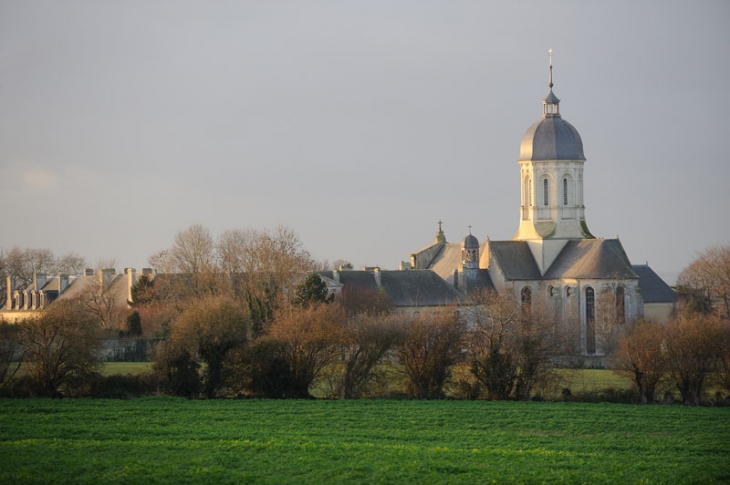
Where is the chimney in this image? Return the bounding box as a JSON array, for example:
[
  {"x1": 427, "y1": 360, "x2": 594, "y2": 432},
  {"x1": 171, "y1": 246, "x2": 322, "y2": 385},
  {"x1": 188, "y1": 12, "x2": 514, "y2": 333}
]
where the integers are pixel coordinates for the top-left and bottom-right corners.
[
  {"x1": 124, "y1": 268, "x2": 136, "y2": 304},
  {"x1": 99, "y1": 268, "x2": 116, "y2": 290},
  {"x1": 34, "y1": 272, "x2": 47, "y2": 291},
  {"x1": 142, "y1": 268, "x2": 154, "y2": 276},
  {"x1": 84, "y1": 268, "x2": 94, "y2": 276},
  {"x1": 362, "y1": 266, "x2": 382, "y2": 287},
  {"x1": 59, "y1": 274, "x2": 69, "y2": 293},
  {"x1": 6, "y1": 276, "x2": 14, "y2": 310},
  {"x1": 23, "y1": 290, "x2": 31, "y2": 310},
  {"x1": 333, "y1": 270, "x2": 340, "y2": 283}
]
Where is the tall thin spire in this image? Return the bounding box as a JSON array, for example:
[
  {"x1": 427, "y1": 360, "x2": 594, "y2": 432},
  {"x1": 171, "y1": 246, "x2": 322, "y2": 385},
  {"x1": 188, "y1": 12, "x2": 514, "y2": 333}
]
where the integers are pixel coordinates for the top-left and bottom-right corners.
[
  {"x1": 548, "y1": 48, "x2": 553, "y2": 89},
  {"x1": 542, "y1": 49, "x2": 560, "y2": 116}
]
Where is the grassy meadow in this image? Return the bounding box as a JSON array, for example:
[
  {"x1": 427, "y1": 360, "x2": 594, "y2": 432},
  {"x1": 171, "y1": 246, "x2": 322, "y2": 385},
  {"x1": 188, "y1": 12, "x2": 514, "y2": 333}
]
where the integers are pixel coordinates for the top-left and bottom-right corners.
[{"x1": 1, "y1": 398, "x2": 728, "y2": 484}]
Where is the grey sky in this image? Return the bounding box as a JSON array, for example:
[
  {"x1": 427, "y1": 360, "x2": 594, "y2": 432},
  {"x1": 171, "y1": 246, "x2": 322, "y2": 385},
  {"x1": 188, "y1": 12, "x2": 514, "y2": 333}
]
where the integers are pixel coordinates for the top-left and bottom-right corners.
[{"x1": 1, "y1": 1, "x2": 728, "y2": 283}]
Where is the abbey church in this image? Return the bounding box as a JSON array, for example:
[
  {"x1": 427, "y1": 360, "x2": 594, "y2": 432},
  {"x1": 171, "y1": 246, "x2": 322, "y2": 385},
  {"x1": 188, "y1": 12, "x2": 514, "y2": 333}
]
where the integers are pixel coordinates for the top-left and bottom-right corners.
[
  {"x1": 1, "y1": 55, "x2": 675, "y2": 358},
  {"x1": 403, "y1": 56, "x2": 675, "y2": 355}
]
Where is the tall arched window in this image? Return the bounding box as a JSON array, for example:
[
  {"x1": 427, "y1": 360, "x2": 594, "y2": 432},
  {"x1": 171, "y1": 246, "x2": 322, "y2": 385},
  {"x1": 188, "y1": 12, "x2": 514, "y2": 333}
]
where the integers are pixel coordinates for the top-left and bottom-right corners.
[
  {"x1": 563, "y1": 178, "x2": 568, "y2": 206},
  {"x1": 615, "y1": 286, "x2": 626, "y2": 324},
  {"x1": 585, "y1": 287, "x2": 596, "y2": 354},
  {"x1": 521, "y1": 286, "x2": 532, "y2": 305},
  {"x1": 543, "y1": 179, "x2": 549, "y2": 206},
  {"x1": 528, "y1": 177, "x2": 533, "y2": 206},
  {"x1": 521, "y1": 286, "x2": 532, "y2": 320}
]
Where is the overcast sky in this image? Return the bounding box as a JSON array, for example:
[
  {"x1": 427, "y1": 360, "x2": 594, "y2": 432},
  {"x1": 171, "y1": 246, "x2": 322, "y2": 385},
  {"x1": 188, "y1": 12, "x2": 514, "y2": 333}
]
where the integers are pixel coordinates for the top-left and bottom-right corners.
[{"x1": 1, "y1": 1, "x2": 728, "y2": 283}]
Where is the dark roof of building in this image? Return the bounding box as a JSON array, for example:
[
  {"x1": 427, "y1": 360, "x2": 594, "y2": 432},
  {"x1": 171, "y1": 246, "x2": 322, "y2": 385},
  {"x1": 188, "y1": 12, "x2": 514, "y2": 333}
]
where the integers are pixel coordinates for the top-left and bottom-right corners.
[
  {"x1": 319, "y1": 269, "x2": 462, "y2": 307},
  {"x1": 469, "y1": 269, "x2": 495, "y2": 294},
  {"x1": 632, "y1": 265, "x2": 676, "y2": 303},
  {"x1": 380, "y1": 270, "x2": 462, "y2": 307},
  {"x1": 544, "y1": 239, "x2": 637, "y2": 280},
  {"x1": 319, "y1": 270, "x2": 378, "y2": 290},
  {"x1": 489, "y1": 241, "x2": 542, "y2": 280}
]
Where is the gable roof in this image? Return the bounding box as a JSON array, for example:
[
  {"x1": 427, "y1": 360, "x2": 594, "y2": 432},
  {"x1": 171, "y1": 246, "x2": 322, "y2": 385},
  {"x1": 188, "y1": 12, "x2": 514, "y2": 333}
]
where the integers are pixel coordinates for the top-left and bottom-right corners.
[
  {"x1": 544, "y1": 239, "x2": 637, "y2": 280},
  {"x1": 489, "y1": 241, "x2": 542, "y2": 280},
  {"x1": 427, "y1": 243, "x2": 464, "y2": 280},
  {"x1": 380, "y1": 270, "x2": 462, "y2": 307},
  {"x1": 632, "y1": 264, "x2": 676, "y2": 303}
]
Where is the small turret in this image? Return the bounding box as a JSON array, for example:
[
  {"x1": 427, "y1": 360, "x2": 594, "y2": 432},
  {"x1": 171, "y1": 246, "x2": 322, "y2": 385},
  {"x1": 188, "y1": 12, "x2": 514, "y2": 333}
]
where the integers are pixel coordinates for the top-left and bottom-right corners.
[{"x1": 461, "y1": 227, "x2": 479, "y2": 270}]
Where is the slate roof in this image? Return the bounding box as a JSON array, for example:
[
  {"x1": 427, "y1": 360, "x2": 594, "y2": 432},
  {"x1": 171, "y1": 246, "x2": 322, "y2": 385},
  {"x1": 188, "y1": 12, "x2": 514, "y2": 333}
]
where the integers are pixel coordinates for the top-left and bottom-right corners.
[
  {"x1": 380, "y1": 270, "x2": 462, "y2": 307},
  {"x1": 470, "y1": 269, "x2": 495, "y2": 293},
  {"x1": 489, "y1": 241, "x2": 542, "y2": 280},
  {"x1": 544, "y1": 239, "x2": 637, "y2": 280},
  {"x1": 632, "y1": 265, "x2": 676, "y2": 303},
  {"x1": 428, "y1": 243, "x2": 465, "y2": 281},
  {"x1": 319, "y1": 270, "x2": 462, "y2": 307}
]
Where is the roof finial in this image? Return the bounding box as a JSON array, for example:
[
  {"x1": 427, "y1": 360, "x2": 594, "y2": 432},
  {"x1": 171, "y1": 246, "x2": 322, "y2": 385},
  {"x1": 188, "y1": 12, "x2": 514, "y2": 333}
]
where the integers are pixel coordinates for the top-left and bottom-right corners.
[
  {"x1": 468, "y1": 225, "x2": 472, "y2": 235},
  {"x1": 435, "y1": 220, "x2": 446, "y2": 244},
  {"x1": 548, "y1": 48, "x2": 553, "y2": 90}
]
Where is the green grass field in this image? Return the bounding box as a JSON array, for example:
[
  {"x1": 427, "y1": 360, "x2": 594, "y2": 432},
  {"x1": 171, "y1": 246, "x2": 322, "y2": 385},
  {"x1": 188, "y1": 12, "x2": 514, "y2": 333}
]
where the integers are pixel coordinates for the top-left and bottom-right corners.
[{"x1": 0, "y1": 398, "x2": 727, "y2": 484}]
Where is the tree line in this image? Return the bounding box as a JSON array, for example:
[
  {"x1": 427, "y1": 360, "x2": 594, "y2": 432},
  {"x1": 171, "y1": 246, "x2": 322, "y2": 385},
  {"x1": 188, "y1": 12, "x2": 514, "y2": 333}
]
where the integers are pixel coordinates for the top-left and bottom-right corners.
[{"x1": 1, "y1": 228, "x2": 729, "y2": 404}]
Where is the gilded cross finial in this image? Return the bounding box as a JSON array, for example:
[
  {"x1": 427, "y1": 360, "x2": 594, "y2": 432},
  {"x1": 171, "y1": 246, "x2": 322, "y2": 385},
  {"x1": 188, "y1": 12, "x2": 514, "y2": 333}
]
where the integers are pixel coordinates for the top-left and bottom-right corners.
[{"x1": 438, "y1": 220, "x2": 443, "y2": 231}]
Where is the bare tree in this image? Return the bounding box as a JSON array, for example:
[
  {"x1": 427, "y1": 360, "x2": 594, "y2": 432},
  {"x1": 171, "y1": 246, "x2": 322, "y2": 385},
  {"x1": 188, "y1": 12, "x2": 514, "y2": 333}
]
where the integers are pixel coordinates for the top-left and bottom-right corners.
[
  {"x1": 216, "y1": 226, "x2": 314, "y2": 334},
  {"x1": 164, "y1": 297, "x2": 251, "y2": 398},
  {"x1": 2, "y1": 247, "x2": 56, "y2": 289},
  {"x1": 718, "y1": 319, "x2": 730, "y2": 395},
  {"x1": 150, "y1": 225, "x2": 222, "y2": 300},
  {"x1": 397, "y1": 310, "x2": 466, "y2": 399},
  {"x1": 612, "y1": 318, "x2": 668, "y2": 403},
  {"x1": 94, "y1": 258, "x2": 117, "y2": 271},
  {"x1": 216, "y1": 228, "x2": 258, "y2": 277},
  {"x1": 266, "y1": 303, "x2": 344, "y2": 398},
  {"x1": 664, "y1": 313, "x2": 723, "y2": 404},
  {"x1": 677, "y1": 244, "x2": 730, "y2": 320},
  {"x1": 338, "y1": 313, "x2": 406, "y2": 399},
  {"x1": 18, "y1": 298, "x2": 102, "y2": 396},
  {"x1": 467, "y1": 290, "x2": 565, "y2": 400},
  {"x1": 84, "y1": 271, "x2": 125, "y2": 329},
  {"x1": 170, "y1": 225, "x2": 215, "y2": 275},
  {"x1": 0, "y1": 323, "x2": 22, "y2": 389},
  {"x1": 54, "y1": 252, "x2": 87, "y2": 275},
  {"x1": 467, "y1": 291, "x2": 521, "y2": 400}
]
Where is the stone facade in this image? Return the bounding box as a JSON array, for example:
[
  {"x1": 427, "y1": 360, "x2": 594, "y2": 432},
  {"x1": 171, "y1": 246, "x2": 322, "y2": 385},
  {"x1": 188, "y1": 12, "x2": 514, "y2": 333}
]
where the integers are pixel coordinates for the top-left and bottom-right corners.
[{"x1": 403, "y1": 60, "x2": 675, "y2": 356}]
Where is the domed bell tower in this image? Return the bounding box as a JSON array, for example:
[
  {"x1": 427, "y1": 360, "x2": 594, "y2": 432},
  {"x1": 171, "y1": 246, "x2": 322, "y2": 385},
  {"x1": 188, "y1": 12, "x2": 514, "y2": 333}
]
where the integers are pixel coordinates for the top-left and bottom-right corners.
[{"x1": 514, "y1": 50, "x2": 594, "y2": 273}]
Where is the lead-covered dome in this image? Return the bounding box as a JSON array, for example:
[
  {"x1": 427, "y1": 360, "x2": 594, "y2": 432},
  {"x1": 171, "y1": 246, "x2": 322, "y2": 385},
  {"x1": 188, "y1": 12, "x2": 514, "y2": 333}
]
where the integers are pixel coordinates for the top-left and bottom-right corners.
[
  {"x1": 518, "y1": 84, "x2": 585, "y2": 162},
  {"x1": 463, "y1": 233, "x2": 479, "y2": 249},
  {"x1": 519, "y1": 114, "x2": 585, "y2": 161}
]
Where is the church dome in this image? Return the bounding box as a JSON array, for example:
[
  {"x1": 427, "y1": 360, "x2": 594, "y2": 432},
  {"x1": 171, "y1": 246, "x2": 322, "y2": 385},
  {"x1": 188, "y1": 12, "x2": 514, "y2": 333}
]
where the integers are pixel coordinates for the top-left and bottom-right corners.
[
  {"x1": 518, "y1": 113, "x2": 585, "y2": 162},
  {"x1": 519, "y1": 52, "x2": 585, "y2": 162},
  {"x1": 463, "y1": 233, "x2": 479, "y2": 249}
]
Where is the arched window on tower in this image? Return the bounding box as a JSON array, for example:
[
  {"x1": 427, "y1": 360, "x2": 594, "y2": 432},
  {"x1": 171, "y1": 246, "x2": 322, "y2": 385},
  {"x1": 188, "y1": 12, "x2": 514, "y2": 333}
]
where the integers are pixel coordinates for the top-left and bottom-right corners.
[
  {"x1": 585, "y1": 287, "x2": 596, "y2": 354},
  {"x1": 563, "y1": 178, "x2": 568, "y2": 206},
  {"x1": 528, "y1": 177, "x2": 533, "y2": 206},
  {"x1": 615, "y1": 286, "x2": 626, "y2": 325},
  {"x1": 543, "y1": 179, "x2": 549, "y2": 206}
]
